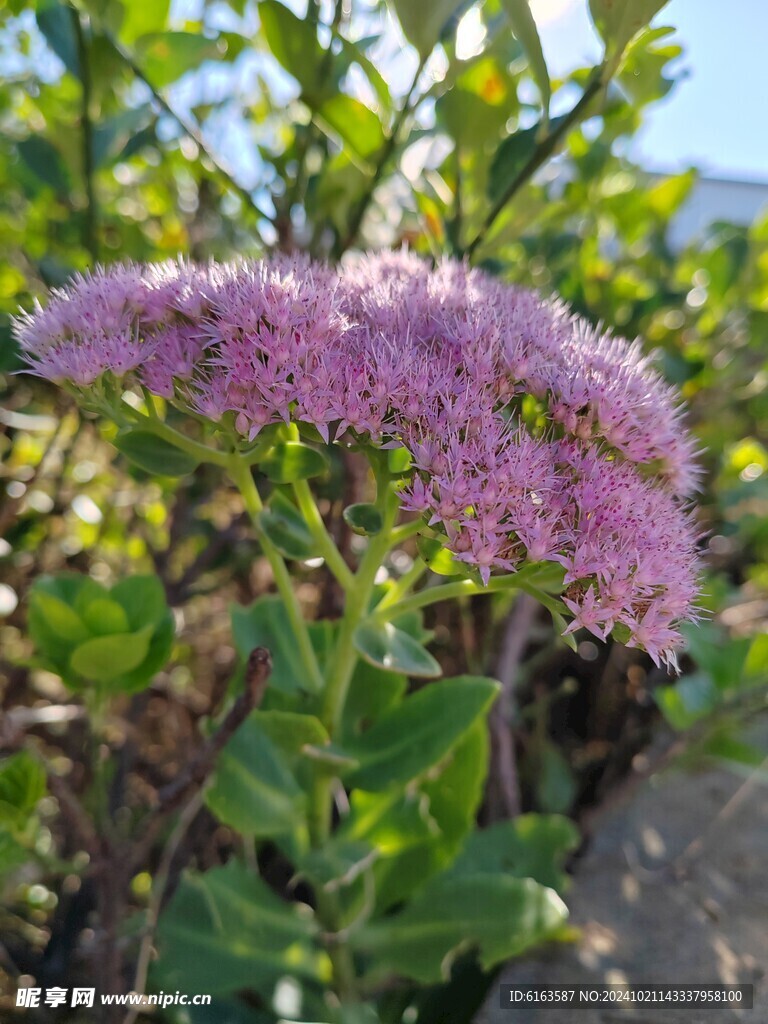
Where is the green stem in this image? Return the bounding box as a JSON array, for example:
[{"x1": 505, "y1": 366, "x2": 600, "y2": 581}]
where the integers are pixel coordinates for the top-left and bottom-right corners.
[
  {"x1": 86, "y1": 690, "x2": 110, "y2": 832},
  {"x1": 376, "y1": 557, "x2": 428, "y2": 613},
  {"x1": 321, "y1": 484, "x2": 399, "y2": 735},
  {"x1": 387, "y1": 518, "x2": 425, "y2": 549},
  {"x1": 125, "y1": 408, "x2": 231, "y2": 467},
  {"x1": 228, "y1": 456, "x2": 324, "y2": 692},
  {"x1": 306, "y1": 480, "x2": 401, "y2": 1007},
  {"x1": 372, "y1": 574, "x2": 526, "y2": 621},
  {"x1": 293, "y1": 479, "x2": 354, "y2": 591}
]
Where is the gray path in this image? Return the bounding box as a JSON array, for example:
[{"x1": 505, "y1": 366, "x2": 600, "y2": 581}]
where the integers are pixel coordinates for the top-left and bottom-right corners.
[{"x1": 480, "y1": 755, "x2": 768, "y2": 1024}]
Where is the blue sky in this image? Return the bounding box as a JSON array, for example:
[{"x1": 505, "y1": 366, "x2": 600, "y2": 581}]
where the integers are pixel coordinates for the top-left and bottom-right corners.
[{"x1": 534, "y1": 0, "x2": 768, "y2": 182}]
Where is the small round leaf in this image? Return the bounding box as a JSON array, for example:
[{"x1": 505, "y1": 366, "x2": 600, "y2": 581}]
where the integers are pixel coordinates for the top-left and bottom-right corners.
[
  {"x1": 69, "y1": 625, "x2": 154, "y2": 684},
  {"x1": 114, "y1": 429, "x2": 200, "y2": 477},
  {"x1": 260, "y1": 442, "x2": 329, "y2": 483},
  {"x1": 353, "y1": 620, "x2": 441, "y2": 678},
  {"x1": 343, "y1": 503, "x2": 384, "y2": 537}
]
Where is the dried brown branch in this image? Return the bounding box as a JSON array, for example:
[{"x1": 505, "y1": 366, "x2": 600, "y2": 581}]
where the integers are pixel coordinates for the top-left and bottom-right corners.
[
  {"x1": 155, "y1": 646, "x2": 272, "y2": 815},
  {"x1": 486, "y1": 593, "x2": 539, "y2": 820}
]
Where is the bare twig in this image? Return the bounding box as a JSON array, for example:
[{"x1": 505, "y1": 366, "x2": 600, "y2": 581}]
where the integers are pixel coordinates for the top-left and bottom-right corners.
[
  {"x1": 46, "y1": 772, "x2": 100, "y2": 860},
  {"x1": 121, "y1": 648, "x2": 272, "y2": 1020},
  {"x1": 674, "y1": 753, "x2": 768, "y2": 871},
  {"x1": 486, "y1": 594, "x2": 538, "y2": 819},
  {"x1": 122, "y1": 792, "x2": 204, "y2": 1024},
  {"x1": 155, "y1": 647, "x2": 272, "y2": 815},
  {"x1": 581, "y1": 685, "x2": 768, "y2": 836}
]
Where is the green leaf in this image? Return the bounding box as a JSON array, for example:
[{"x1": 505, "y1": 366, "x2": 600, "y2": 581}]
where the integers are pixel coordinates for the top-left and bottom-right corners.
[
  {"x1": 114, "y1": 429, "x2": 200, "y2": 477},
  {"x1": 745, "y1": 633, "x2": 768, "y2": 680},
  {"x1": 696, "y1": 730, "x2": 768, "y2": 777},
  {"x1": 445, "y1": 814, "x2": 579, "y2": 893},
  {"x1": 155, "y1": 861, "x2": 327, "y2": 994},
  {"x1": 527, "y1": 740, "x2": 577, "y2": 814},
  {"x1": 17, "y1": 137, "x2": 70, "y2": 194},
  {"x1": 80, "y1": 598, "x2": 130, "y2": 636},
  {"x1": 29, "y1": 589, "x2": 90, "y2": 646},
  {"x1": 316, "y1": 151, "x2": 368, "y2": 232},
  {"x1": 0, "y1": 827, "x2": 28, "y2": 877},
  {"x1": 515, "y1": 560, "x2": 567, "y2": 593},
  {"x1": 32, "y1": 573, "x2": 172, "y2": 693},
  {"x1": 647, "y1": 169, "x2": 696, "y2": 218},
  {"x1": 253, "y1": 709, "x2": 329, "y2": 757},
  {"x1": 342, "y1": 660, "x2": 407, "y2": 740},
  {"x1": 133, "y1": 32, "x2": 219, "y2": 87},
  {"x1": 616, "y1": 25, "x2": 680, "y2": 105},
  {"x1": 353, "y1": 620, "x2": 441, "y2": 679},
  {"x1": 488, "y1": 125, "x2": 538, "y2": 203},
  {"x1": 343, "y1": 503, "x2": 383, "y2": 537},
  {"x1": 118, "y1": 0, "x2": 171, "y2": 43},
  {"x1": 589, "y1": 0, "x2": 669, "y2": 63},
  {"x1": 69, "y1": 624, "x2": 154, "y2": 684},
  {"x1": 205, "y1": 717, "x2": 306, "y2": 839},
  {"x1": 387, "y1": 447, "x2": 412, "y2": 474},
  {"x1": 342, "y1": 788, "x2": 438, "y2": 859},
  {"x1": 298, "y1": 838, "x2": 376, "y2": 891},
  {"x1": 344, "y1": 676, "x2": 498, "y2": 791},
  {"x1": 437, "y1": 57, "x2": 514, "y2": 148},
  {"x1": 249, "y1": 709, "x2": 355, "y2": 783},
  {"x1": 655, "y1": 672, "x2": 720, "y2": 730},
  {"x1": 260, "y1": 442, "x2": 329, "y2": 484},
  {"x1": 336, "y1": 35, "x2": 391, "y2": 111},
  {"x1": 501, "y1": 0, "x2": 550, "y2": 116},
  {"x1": 259, "y1": 0, "x2": 325, "y2": 102},
  {"x1": 28, "y1": 575, "x2": 97, "y2": 673},
  {"x1": 0, "y1": 753, "x2": 46, "y2": 827},
  {"x1": 230, "y1": 597, "x2": 325, "y2": 695},
  {"x1": 316, "y1": 95, "x2": 385, "y2": 163},
  {"x1": 354, "y1": 874, "x2": 567, "y2": 983},
  {"x1": 348, "y1": 718, "x2": 489, "y2": 911},
  {"x1": 488, "y1": 116, "x2": 566, "y2": 203},
  {"x1": 388, "y1": 0, "x2": 463, "y2": 58},
  {"x1": 416, "y1": 536, "x2": 466, "y2": 576},
  {"x1": 36, "y1": 4, "x2": 80, "y2": 77},
  {"x1": 259, "y1": 491, "x2": 317, "y2": 560},
  {"x1": 115, "y1": 612, "x2": 175, "y2": 693},
  {"x1": 681, "y1": 622, "x2": 750, "y2": 691},
  {"x1": 110, "y1": 574, "x2": 168, "y2": 630},
  {"x1": 92, "y1": 106, "x2": 153, "y2": 168},
  {"x1": 71, "y1": 576, "x2": 109, "y2": 617}
]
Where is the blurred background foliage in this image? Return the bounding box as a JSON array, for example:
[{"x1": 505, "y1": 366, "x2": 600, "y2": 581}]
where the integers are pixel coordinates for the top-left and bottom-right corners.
[{"x1": 1, "y1": 0, "x2": 768, "y2": 1019}]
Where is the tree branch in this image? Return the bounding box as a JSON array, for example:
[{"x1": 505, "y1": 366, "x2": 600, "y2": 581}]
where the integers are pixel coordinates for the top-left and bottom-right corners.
[
  {"x1": 104, "y1": 31, "x2": 276, "y2": 232},
  {"x1": 335, "y1": 55, "x2": 427, "y2": 256},
  {"x1": 486, "y1": 593, "x2": 539, "y2": 820},
  {"x1": 155, "y1": 646, "x2": 272, "y2": 815},
  {"x1": 464, "y1": 71, "x2": 603, "y2": 260},
  {"x1": 70, "y1": 7, "x2": 98, "y2": 262}
]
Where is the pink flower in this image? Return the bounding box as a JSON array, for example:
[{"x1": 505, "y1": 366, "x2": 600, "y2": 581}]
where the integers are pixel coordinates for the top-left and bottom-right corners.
[{"x1": 14, "y1": 250, "x2": 702, "y2": 666}]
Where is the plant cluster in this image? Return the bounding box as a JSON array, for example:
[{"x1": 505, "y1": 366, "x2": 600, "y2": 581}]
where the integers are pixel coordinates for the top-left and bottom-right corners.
[{"x1": 16, "y1": 251, "x2": 700, "y2": 669}]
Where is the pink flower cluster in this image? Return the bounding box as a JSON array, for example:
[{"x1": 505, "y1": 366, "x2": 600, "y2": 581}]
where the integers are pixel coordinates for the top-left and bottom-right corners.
[{"x1": 13, "y1": 251, "x2": 701, "y2": 667}]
